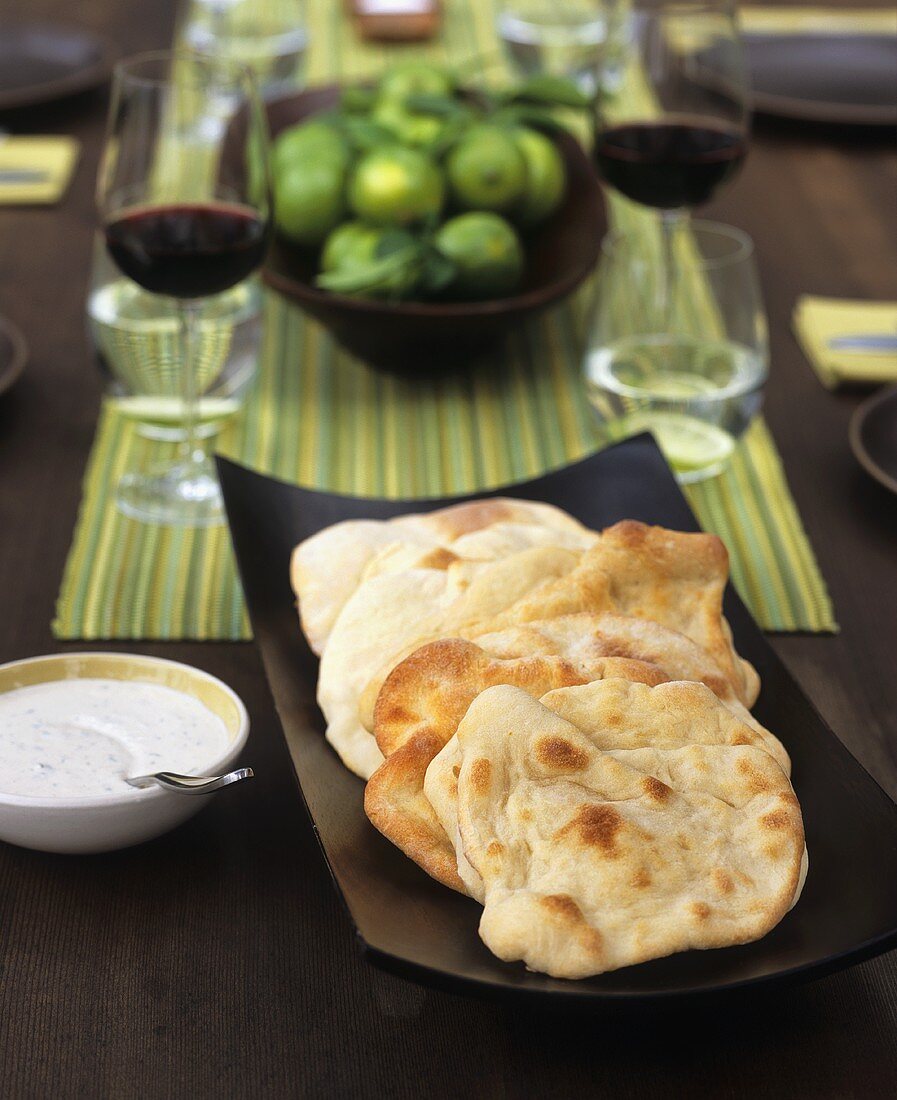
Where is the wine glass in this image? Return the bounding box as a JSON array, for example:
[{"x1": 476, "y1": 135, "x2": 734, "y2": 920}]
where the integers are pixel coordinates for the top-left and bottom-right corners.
[
  {"x1": 593, "y1": 0, "x2": 749, "y2": 323},
  {"x1": 97, "y1": 51, "x2": 271, "y2": 526},
  {"x1": 496, "y1": 0, "x2": 617, "y2": 94},
  {"x1": 183, "y1": 0, "x2": 309, "y2": 103}
]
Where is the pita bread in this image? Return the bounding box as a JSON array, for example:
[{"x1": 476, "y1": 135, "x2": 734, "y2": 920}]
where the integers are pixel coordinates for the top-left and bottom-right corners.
[
  {"x1": 473, "y1": 612, "x2": 735, "y2": 698},
  {"x1": 475, "y1": 521, "x2": 759, "y2": 707},
  {"x1": 365, "y1": 614, "x2": 785, "y2": 889},
  {"x1": 355, "y1": 521, "x2": 761, "y2": 758},
  {"x1": 318, "y1": 546, "x2": 581, "y2": 777},
  {"x1": 291, "y1": 498, "x2": 596, "y2": 655},
  {"x1": 425, "y1": 684, "x2": 804, "y2": 978},
  {"x1": 540, "y1": 679, "x2": 789, "y2": 775},
  {"x1": 365, "y1": 640, "x2": 665, "y2": 892},
  {"x1": 470, "y1": 613, "x2": 784, "y2": 770},
  {"x1": 300, "y1": 505, "x2": 760, "y2": 783}
]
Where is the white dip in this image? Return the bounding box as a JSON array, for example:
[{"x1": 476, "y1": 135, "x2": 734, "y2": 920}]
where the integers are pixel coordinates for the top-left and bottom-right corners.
[{"x1": 0, "y1": 679, "x2": 231, "y2": 798}]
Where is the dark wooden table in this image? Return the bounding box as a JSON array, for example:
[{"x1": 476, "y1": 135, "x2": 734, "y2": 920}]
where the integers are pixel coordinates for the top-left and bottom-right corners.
[{"x1": 2, "y1": 2, "x2": 896, "y2": 1096}]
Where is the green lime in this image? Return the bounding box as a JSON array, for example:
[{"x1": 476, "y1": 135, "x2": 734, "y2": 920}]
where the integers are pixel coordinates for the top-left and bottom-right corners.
[
  {"x1": 320, "y1": 221, "x2": 382, "y2": 273},
  {"x1": 273, "y1": 120, "x2": 351, "y2": 176},
  {"x1": 377, "y1": 60, "x2": 454, "y2": 102},
  {"x1": 348, "y1": 147, "x2": 445, "y2": 227},
  {"x1": 511, "y1": 127, "x2": 566, "y2": 227},
  {"x1": 371, "y1": 97, "x2": 444, "y2": 148},
  {"x1": 275, "y1": 161, "x2": 347, "y2": 247},
  {"x1": 445, "y1": 125, "x2": 527, "y2": 214},
  {"x1": 434, "y1": 212, "x2": 525, "y2": 299}
]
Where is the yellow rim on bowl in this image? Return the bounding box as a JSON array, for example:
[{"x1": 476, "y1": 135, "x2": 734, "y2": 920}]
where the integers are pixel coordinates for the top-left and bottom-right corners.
[{"x1": 0, "y1": 652, "x2": 250, "y2": 807}]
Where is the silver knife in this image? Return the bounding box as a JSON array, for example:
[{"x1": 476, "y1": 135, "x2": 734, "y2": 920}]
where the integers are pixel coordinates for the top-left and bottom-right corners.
[
  {"x1": 0, "y1": 169, "x2": 51, "y2": 184},
  {"x1": 828, "y1": 334, "x2": 897, "y2": 353}
]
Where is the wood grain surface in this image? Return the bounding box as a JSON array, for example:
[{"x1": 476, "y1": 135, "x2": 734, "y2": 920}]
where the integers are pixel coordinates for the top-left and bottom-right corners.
[{"x1": 1, "y1": 1, "x2": 896, "y2": 1096}]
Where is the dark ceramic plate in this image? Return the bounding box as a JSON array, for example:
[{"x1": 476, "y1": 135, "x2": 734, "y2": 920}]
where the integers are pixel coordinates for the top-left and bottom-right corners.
[
  {"x1": 263, "y1": 86, "x2": 605, "y2": 370},
  {"x1": 218, "y1": 436, "x2": 897, "y2": 1004},
  {"x1": 0, "y1": 24, "x2": 114, "y2": 113},
  {"x1": 745, "y1": 33, "x2": 897, "y2": 126},
  {"x1": 0, "y1": 316, "x2": 27, "y2": 398},
  {"x1": 850, "y1": 385, "x2": 897, "y2": 495}
]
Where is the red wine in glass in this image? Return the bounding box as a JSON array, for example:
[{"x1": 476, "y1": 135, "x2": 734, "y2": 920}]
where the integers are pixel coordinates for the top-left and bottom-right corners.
[
  {"x1": 97, "y1": 52, "x2": 270, "y2": 527},
  {"x1": 592, "y1": 0, "x2": 749, "y2": 329},
  {"x1": 593, "y1": 120, "x2": 746, "y2": 210},
  {"x1": 104, "y1": 202, "x2": 268, "y2": 299}
]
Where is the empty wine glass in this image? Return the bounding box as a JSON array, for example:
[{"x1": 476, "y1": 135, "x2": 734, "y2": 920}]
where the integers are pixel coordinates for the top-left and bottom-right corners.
[
  {"x1": 97, "y1": 51, "x2": 271, "y2": 526},
  {"x1": 183, "y1": 0, "x2": 308, "y2": 102},
  {"x1": 497, "y1": 0, "x2": 618, "y2": 93}
]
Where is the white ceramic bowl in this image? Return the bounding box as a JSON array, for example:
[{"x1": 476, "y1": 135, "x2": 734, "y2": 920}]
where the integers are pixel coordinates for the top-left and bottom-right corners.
[{"x1": 0, "y1": 652, "x2": 250, "y2": 854}]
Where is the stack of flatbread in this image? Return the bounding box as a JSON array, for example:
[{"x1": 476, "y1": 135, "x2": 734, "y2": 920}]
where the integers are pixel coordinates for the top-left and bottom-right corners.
[{"x1": 290, "y1": 499, "x2": 806, "y2": 980}]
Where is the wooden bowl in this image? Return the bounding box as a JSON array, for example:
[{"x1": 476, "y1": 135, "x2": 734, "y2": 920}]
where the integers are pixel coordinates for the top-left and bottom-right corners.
[{"x1": 263, "y1": 86, "x2": 606, "y2": 372}]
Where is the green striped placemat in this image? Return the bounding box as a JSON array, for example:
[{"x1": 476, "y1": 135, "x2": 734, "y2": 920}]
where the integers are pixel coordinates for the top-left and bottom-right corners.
[{"x1": 53, "y1": 0, "x2": 836, "y2": 639}]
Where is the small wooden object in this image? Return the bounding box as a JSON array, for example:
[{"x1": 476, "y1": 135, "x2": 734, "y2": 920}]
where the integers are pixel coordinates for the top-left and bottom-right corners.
[{"x1": 350, "y1": 0, "x2": 441, "y2": 43}]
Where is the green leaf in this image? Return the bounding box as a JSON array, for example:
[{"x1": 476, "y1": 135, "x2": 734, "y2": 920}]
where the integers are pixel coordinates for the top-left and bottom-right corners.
[
  {"x1": 315, "y1": 244, "x2": 421, "y2": 296},
  {"x1": 418, "y1": 248, "x2": 457, "y2": 296},
  {"x1": 340, "y1": 86, "x2": 377, "y2": 114},
  {"x1": 426, "y1": 113, "x2": 481, "y2": 158},
  {"x1": 334, "y1": 115, "x2": 396, "y2": 152},
  {"x1": 374, "y1": 228, "x2": 418, "y2": 260},
  {"x1": 403, "y1": 93, "x2": 465, "y2": 118}
]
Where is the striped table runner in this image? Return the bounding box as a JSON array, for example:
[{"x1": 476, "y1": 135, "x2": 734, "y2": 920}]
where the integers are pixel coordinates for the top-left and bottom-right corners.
[{"x1": 53, "y1": 0, "x2": 836, "y2": 639}]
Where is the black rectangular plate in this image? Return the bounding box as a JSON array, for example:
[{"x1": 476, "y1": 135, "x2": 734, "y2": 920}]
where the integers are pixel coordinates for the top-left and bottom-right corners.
[{"x1": 218, "y1": 435, "x2": 897, "y2": 1004}]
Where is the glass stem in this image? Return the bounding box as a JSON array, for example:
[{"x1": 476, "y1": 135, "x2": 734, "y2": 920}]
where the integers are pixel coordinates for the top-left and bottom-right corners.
[
  {"x1": 658, "y1": 209, "x2": 686, "y2": 333},
  {"x1": 177, "y1": 300, "x2": 203, "y2": 468}
]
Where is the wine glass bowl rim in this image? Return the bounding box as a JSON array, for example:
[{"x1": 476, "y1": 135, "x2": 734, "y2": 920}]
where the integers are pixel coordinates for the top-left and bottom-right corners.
[
  {"x1": 627, "y1": 0, "x2": 740, "y2": 13},
  {"x1": 112, "y1": 50, "x2": 256, "y2": 91},
  {"x1": 601, "y1": 219, "x2": 754, "y2": 270}
]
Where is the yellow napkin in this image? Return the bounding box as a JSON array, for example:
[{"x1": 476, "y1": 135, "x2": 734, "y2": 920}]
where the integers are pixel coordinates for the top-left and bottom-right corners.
[
  {"x1": 793, "y1": 296, "x2": 897, "y2": 387},
  {"x1": 741, "y1": 7, "x2": 897, "y2": 36},
  {"x1": 0, "y1": 137, "x2": 80, "y2": 205}
]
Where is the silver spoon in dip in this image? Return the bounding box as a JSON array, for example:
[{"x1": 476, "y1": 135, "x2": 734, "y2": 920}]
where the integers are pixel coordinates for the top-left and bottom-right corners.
[{"x1": 126, "y1": 767, "x2": 254, "y2": 794}]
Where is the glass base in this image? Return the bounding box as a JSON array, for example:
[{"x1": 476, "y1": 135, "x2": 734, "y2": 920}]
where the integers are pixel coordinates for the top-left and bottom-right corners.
[{"x1": 116, "y1": 459, "x2": 224, "y2": 527}]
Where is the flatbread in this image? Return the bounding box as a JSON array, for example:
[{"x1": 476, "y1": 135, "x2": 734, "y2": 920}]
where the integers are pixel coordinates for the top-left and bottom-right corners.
[
  {"x1": 475, "y1": 521, "x2": 759, "y2": 707},
  {"x1": 356, "y1": 522, "x2": 761, "y2": 769},
  {"x1": 470, "y1": 613, "x2": 785, "y2": 770},
  {"x1": 540, "y1": 679, "x2": 789, "y2": 775},
  {"x1": 302, "y1": 508, "x2": 760, "y2": 781},
  {"x1": 365, "y1": 612, "x2": 785, "y2": 892},
  {"x1": 365, "y1": 640, "x2": 665, "y2": 892},
  {"x1": 318, "y1": 546, "x2": 581, "y2": 777},
  {"x1": 472, "y1": 612, "x2": 736, "y2": 700},
  {"x1": 291, "y1": 498, "x2": 596, "y2": 655},
  {"x1": 425, "y1": 684, "x2": 804, "y2": 978}
]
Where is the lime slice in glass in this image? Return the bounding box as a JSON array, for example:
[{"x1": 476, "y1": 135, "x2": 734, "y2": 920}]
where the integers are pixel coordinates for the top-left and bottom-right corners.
[
  {"x1": 110, "y1": 395, "x2": 241, "y2": 427},
  {"x1": 625, "y1": 412, "x2": 735, "y2": 478}
]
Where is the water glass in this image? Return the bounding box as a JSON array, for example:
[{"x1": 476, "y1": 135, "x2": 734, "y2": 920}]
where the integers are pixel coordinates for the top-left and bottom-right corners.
[
  {"x1": 87, "y1": 235, "x2": 262, "y2": 444},
  {"x1": 183, "y1": 0, "x2": 308, "y2": 102},
  {"x1": 496, "y1": 0, "x2": 620, "y2": 94},
  {"x1": 583, "y1": 220, "x2": 768, "y2": 483}
]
